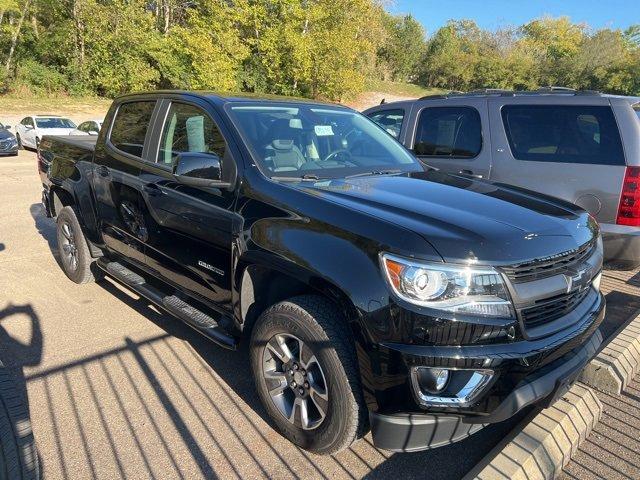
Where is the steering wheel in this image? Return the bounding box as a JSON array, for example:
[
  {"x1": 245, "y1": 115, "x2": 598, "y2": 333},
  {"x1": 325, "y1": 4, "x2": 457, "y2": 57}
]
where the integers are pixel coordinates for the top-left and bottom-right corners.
[{"x1": 323, "y1": 149, "x2": 353, "y2": 164}]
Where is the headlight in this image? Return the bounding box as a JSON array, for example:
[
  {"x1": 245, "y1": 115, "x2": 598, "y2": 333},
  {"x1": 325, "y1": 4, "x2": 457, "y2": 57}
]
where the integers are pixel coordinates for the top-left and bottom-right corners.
[{"x1": 381, "y1": 253, "x2": 514, "y2": 318}]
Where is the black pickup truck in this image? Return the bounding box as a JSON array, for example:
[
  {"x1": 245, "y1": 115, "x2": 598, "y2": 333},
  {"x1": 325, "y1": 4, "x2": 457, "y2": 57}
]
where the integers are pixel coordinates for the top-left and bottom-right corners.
[{"x1": 38, "y1": 91, "x2": 605, "y2": 454}]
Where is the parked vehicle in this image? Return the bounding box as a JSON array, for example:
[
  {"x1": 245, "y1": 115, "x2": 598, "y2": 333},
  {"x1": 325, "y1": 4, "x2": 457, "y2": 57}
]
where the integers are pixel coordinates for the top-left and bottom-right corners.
[
  {"x1": 69, "y1": 119, "x2": 103, "y2": 136},
  {"x1": 15, "y1": 115, "x2": 76, "y2": 150},
  {"x1": 38, "y1": 91, "x2": 605, "y2": 454},
  {"x1": 364, "y1": 88, "x2": 640, "y2": 270},
  {"x1": 0, "y1": 122, "x2": 18, "y2": 156}
]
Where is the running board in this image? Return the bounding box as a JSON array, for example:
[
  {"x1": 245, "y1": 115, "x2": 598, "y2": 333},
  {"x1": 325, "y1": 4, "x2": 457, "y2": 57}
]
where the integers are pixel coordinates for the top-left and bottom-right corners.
[{"x1": 98, "y1": 260, "x2": 237, "y2": 350}]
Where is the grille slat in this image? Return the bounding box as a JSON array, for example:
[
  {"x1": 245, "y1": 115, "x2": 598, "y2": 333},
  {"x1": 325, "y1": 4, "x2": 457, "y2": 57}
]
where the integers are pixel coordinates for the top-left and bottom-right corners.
[
  {"x1": 521, "y1": 288, "x2": 591, "y2": 328},
  {"x1": 501, "y1": 239, "x2": 596, "y2": 284}
]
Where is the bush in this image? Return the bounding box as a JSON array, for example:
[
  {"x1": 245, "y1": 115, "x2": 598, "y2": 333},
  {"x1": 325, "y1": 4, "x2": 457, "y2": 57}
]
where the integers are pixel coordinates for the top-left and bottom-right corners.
[{"x1": 11, "y1": 60, "x2": 69, "y2": 95}]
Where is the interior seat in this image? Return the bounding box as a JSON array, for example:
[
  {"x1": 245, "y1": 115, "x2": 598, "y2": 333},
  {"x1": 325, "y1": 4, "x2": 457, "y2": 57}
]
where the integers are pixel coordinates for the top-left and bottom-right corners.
[{"x1": 264, "y1": 119, "x2": 307, "y2": 172}]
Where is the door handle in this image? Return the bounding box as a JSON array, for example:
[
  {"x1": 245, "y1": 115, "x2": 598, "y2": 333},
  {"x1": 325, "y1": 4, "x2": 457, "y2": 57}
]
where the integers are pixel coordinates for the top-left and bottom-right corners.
[
  {"x1": 96, "y1": 165, "x2": 110, "y2": 177},
  {"x1": 143, "y1": 183, "x2": 163, "y2": 196},
  {"x1": 459, "y1": 169, "x2": 484, "y2": 179}
]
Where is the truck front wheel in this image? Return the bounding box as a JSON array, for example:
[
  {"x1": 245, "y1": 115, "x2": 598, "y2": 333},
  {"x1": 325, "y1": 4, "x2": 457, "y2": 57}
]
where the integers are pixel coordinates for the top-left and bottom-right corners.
[
  {"x1": 55, "y1": 206, "x2": 100, "y2": 284},
  {"x1": 250, "y1": 295, "x2": 367, "y2": 454}
]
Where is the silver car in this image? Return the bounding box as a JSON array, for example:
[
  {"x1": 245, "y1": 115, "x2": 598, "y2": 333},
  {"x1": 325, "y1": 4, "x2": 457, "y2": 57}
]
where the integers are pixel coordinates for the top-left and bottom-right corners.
[{"x1": 364, "y1": 88, "x2": 640, "y2": 269}]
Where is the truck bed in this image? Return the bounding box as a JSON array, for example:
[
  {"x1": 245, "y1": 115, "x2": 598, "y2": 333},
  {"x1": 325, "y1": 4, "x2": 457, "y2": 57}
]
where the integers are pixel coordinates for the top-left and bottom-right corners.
[{"x1": 42, "y1": 135, "x2": 97, "y2": 153}]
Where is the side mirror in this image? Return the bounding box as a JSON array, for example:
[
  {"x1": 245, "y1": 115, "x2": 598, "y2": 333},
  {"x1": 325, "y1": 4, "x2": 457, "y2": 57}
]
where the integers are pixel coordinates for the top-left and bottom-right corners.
[
  {"x1": 4, "y1": 125, "x2": 11, "y2": 130},
  {"x1": 173, "y1": 152, "x2": 232, "y2": 189},
  {"x1": 26, "y1": 125, "x2": 34, "y2": 130},
  {"x1": 89, "y1": 130, "x2": 99, "y2": 136}
]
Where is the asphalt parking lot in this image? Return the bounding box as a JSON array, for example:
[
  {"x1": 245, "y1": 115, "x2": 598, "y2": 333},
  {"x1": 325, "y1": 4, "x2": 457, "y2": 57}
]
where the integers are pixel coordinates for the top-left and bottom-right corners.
[{"x1": 0, "y1": 150, "x2": 530, "y2": 479}]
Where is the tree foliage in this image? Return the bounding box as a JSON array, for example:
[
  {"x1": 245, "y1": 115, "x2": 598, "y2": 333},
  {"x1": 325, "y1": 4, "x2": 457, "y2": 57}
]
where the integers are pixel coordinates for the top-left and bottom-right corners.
[
  {"x1": 417, "y1": 17, "x2": 640, "y2": 95},
  {"x1": 0, "y1": 3, "x2": 638, "y2": 100}
]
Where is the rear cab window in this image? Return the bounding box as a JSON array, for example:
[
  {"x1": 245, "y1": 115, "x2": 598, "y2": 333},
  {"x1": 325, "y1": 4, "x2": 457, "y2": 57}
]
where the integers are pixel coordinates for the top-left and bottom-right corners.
[
  {"x1": 413, "y1": 106, "x2": 482, "y2": 158},
  {"x1": 501, "y1": 105, "x2": 625, "y2": 165},
  {"x1": 109, "y1": 101, "x2": 156, "y2": 158},
  {"x1": 367, "y1": 109, "x2": 405, "y2": 138}
]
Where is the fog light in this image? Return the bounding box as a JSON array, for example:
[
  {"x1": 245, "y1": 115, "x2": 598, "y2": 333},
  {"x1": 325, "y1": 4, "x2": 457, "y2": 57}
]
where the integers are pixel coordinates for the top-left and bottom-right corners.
[
  {"x1": 411, "y1": 367, "x2": 494, "y2": 408},
  {"x1": 416, "y1": 367, "x2": 450, "y2": 394}
]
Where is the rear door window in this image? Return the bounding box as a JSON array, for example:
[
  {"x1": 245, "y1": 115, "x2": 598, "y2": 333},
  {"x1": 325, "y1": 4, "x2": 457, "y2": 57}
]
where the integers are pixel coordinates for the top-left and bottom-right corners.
[
  {"x1": 413, "y1": 106, "x2": 482, "y2": 158},
  {"x1": 501, "y1": 105, "x2": 625, "y2": 165},
  {"x1": 109, "y1": 101, "x2": 156, "y2": 158},
  {"x1": 367, "y1": 109, "x2": 405, "y2": 138},
  {"x1": 156, "y1": 102, "x2": 227, "y2": 167}
]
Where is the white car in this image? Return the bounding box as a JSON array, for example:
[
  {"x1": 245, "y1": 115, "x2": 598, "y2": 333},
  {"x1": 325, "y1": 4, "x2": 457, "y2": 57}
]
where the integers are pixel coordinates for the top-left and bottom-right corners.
[
  {"x1": 69, "y1": 119, "x2": 103, "y2": 136},
  {"x1": 15, "y1": 115, "x2": 77, "y2": 149}
]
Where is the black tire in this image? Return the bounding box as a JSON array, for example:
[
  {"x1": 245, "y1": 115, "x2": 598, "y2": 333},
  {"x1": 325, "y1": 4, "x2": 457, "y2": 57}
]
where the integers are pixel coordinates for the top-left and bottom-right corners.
[
  {"x1": 56, "y1": 206, "x2": 99, "y2": 284},
  {"x1": 0, "y1": 362, "x2": 39, "y2": 480},
  {"x1": 14, "y1": 135, "x2": 22, "y2": 150},
  {"x1": 250, "y1": 295, "x2": 367, "y2": 454}
]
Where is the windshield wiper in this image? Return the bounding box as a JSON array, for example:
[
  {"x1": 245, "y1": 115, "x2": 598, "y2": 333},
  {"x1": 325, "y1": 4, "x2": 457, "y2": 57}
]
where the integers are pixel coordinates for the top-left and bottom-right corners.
[
  {"x1": 344, "y1": 169, "x2": 403, "y2": 179},
  {"x1": 271, "y1": 173, "x2": 322, "y2": 182}
]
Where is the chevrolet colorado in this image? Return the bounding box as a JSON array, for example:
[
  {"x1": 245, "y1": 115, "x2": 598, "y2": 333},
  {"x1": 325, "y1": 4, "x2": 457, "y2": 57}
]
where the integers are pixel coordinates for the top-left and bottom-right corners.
[{"x1": 38, "y1": 92, "x2": 605, "y2": 454}]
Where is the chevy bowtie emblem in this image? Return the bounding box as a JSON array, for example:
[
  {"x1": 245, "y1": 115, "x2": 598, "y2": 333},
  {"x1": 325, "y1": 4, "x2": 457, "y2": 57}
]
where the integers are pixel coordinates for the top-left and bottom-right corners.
[{"x1": 564, "y1": 267, "x2": 588, "y2": 293}]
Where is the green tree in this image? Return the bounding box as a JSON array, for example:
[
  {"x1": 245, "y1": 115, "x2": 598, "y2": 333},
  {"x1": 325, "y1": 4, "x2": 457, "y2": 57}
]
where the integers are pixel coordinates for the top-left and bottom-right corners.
[{"x1": 378, "y1": 13, "x2": 425, "y2": 82}]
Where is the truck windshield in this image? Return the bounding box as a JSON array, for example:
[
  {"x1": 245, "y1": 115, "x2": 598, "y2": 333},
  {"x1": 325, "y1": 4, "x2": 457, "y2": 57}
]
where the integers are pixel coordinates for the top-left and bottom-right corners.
[
  {"x1": 35, "y1": 118, "x2": 76, "y2": 129},
  {"x1": 227, "y1": 103, "x2": 422, "y2": 179}
]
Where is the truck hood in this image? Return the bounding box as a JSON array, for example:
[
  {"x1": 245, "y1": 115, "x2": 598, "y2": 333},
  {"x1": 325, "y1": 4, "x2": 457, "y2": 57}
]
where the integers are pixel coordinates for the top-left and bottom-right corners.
[{"x1": 292, "y1": 171, "x2": 597, "y2": 265}]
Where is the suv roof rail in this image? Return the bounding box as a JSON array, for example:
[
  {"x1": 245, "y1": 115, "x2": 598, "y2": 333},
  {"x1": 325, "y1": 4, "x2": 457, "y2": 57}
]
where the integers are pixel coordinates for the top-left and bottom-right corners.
[{"x1": 417, "y1": 87, "x2": 604, "y2": 101}]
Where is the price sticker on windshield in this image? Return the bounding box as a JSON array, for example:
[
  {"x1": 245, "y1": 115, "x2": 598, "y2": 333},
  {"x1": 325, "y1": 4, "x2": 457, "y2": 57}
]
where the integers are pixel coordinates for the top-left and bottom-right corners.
[{"x1": 314, "y1": 125, "x2": 334, "y2": 136}]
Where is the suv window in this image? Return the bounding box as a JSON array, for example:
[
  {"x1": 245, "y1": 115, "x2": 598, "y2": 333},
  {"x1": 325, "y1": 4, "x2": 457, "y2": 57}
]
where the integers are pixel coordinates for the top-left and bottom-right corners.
[
  {"x1": 501, "y1": 105, "x2": 625, "y2": 165},
  {"x1": 110, "y1": 101, "x2": 156, "y2": 158},
  {"x1": 367, "y1": 109, "x2": 405, "y2": 138},
  {"x1": 413, "y1": 106, "x2": 482, "y2": 158},
  {"x1": 22, "y1": 118, "x2": 33, "y2": 127},
  {"x1": 157, "y1": 103, "x2": 227, "y2": 167}
]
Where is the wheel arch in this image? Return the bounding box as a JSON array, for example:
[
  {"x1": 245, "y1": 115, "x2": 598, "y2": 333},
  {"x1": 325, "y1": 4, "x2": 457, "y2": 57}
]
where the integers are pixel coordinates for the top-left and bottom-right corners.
[{"x1": 236, "y1": 261, "x2": 361, "y2": 338}]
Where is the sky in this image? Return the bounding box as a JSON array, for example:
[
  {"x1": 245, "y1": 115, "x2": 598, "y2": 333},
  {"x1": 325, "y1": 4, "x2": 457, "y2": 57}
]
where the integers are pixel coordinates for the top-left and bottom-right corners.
[{"x1": 388, "y1": 0, "x2": 640, "y2": 35}]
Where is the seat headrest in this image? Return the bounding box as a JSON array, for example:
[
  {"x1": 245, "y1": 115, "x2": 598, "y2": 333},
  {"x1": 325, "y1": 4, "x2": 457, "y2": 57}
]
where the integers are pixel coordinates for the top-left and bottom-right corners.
[{"x1": 272, "y1": 139, "x2": 295, "y2": 150}]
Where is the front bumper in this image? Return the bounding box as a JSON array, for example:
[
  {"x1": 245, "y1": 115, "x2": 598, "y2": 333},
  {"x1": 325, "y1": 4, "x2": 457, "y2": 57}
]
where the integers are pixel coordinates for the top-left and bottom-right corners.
[
  {"x1": 601, "y1": 223, "x2": 640, "y2": 270},
  {"x1": 368, "y1": 291, "x2": 605, "y2": 452}
]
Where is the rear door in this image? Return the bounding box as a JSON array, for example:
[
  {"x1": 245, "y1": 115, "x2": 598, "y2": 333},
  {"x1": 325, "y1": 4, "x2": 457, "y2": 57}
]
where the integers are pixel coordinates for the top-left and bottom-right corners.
[
  {"x1": 406, "y1": 98, "x2": 491, "y2": 178},
  {"x1": 137, "y1": 97, "x2": 240, "y2": 312},
  {"x1": 92, "y1": 98, "x2": 160, "y2": 266},
  {"x1": 487, "y1": 97, "x2": 627, "y2": 223}
]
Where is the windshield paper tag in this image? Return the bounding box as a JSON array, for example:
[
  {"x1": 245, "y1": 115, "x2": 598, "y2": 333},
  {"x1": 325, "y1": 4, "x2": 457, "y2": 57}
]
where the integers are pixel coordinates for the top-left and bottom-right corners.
[{"x1": 314, "y1": 125, "x2": 334, "y2": 136}]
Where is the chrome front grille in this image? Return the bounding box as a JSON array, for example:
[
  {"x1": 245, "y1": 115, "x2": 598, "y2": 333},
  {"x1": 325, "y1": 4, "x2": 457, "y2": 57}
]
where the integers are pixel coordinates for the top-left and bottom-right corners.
[
  {"x1": 501, "y1": 239, "x2": 596, "y2": 284},
  {"x1": 521, "y1": 287, "x2": 591, "y2": 328}
]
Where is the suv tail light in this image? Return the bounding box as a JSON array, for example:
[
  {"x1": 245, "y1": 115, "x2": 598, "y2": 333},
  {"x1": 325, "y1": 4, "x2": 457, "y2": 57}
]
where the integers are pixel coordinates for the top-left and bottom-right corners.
[{"x1": 617, "y1": 167, "x2": 640, "y2": 226}]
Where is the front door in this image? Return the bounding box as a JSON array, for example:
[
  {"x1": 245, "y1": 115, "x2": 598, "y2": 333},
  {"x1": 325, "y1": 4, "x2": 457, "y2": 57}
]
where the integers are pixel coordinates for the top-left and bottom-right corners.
[
  {"x1": 92, "y1": 99, "x2": 159, "y2": 266},
  {"x1": 138, "y1": 99, "x2": 240, "y2": 312}
]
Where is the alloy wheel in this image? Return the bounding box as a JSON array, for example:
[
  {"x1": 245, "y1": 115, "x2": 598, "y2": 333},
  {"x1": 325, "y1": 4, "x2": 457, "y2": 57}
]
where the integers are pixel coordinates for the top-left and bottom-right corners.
[
  {"x1": 59, "y1": 221, "x2": 78, "y2": 272},
  {"x1": 262, "y1": 333, "x2": 329, "y2": 430}
]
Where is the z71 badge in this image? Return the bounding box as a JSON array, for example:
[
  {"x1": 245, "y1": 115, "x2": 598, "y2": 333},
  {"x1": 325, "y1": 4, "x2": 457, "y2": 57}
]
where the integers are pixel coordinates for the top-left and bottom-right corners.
[{"x1": 198, "y1": 260, "x2": 224, "y2": 276}]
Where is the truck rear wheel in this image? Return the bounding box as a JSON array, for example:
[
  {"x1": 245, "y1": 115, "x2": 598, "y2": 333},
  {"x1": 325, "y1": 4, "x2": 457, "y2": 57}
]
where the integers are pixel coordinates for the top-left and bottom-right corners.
[
  {"x1": 55, "y1": 206, "x2": 99, "y2": 284},
  {"x1": 0, "y1": 362, "x2": 39, "y2": 480},
  {"x1": 250, "y1": 295, "x2": 367, "y2": 454}
]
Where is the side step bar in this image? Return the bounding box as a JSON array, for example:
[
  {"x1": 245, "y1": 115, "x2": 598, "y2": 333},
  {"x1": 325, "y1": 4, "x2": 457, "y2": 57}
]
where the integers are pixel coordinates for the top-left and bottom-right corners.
[{"x1": 99, "y1": 260, "x2": 237, "y2": 350}]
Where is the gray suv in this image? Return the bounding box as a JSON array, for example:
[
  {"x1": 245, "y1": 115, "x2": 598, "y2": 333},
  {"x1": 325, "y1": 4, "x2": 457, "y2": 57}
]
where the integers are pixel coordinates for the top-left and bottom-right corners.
[{"x1": 364, "y1": 88, "x2": 640, "y2": 269}]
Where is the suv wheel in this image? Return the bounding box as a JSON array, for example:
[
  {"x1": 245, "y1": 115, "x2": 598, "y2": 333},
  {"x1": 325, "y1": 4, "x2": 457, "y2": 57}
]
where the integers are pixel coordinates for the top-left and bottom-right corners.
[
  {"x1": 0, "y1": 362, "x2": 39, "y2": 480},
  {"x1": 250, "y1": 295, "x2": 367, "y2": 454},
  {"x1": 55, "y1": 206, "x2": 100, "y2": 284}
]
